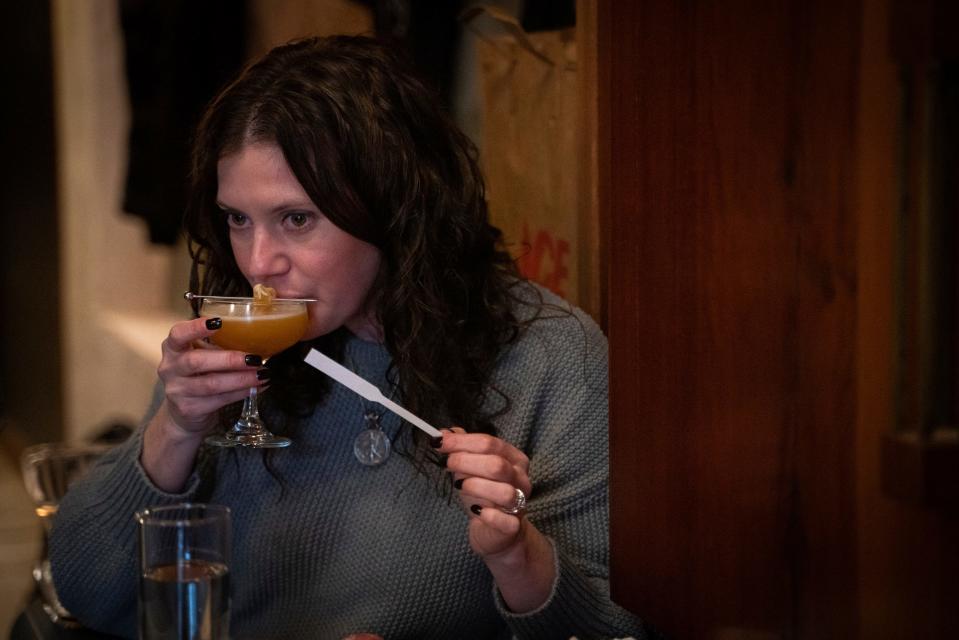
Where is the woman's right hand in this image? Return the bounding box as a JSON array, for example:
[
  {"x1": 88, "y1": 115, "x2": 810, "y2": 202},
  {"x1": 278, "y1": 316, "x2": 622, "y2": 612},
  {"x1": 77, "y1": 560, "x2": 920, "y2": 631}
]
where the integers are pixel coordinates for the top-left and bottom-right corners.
[
  {"x1": 156, "y1": 316, "x2": 265, "y2": 436},
  {"x1": 141, "y1": 316, "x2": 265, "y2": 492}
]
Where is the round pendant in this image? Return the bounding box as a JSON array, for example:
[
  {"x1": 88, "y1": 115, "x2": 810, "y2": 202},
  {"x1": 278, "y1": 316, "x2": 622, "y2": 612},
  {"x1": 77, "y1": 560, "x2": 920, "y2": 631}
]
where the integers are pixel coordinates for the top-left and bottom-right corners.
[{"x1": 353, "y1": 428, "x2": 391, "y2": 466}]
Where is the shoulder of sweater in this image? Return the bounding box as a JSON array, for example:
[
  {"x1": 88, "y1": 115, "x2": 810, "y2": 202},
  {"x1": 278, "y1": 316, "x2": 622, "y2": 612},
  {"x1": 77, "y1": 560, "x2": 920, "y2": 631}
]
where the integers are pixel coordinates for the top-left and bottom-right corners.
[
  {"x1": 503, "y1": 281, "x2": 608, "y2": 382},
  {"x1": 511, "y1": 281, "x2": 605, "y2": 342}
]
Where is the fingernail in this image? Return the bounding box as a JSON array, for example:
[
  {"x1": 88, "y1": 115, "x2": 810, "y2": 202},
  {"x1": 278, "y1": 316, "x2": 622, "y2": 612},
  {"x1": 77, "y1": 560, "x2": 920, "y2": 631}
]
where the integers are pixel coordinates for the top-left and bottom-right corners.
[
  {"x1": 429, "y1": 436, "x2": 443, "y2": 448},
  {"x1": 256, "y1": 368, "x2": 272, "y2": 381},
  {"x1": 437, "y1": 454, "x2": 448, "y2": 468},
  {"x1": 453, "y1": 478, "x2": 464, "y2": 490},
  {"x1": 245, "y1": 354, "x2": 263, "y2": 366},
  {"x1": 205, "y1": 317, "x2": 222, "y2": 330},
  {"x1": 470, "y1": 504, "x2": 482, "y2": 515}
]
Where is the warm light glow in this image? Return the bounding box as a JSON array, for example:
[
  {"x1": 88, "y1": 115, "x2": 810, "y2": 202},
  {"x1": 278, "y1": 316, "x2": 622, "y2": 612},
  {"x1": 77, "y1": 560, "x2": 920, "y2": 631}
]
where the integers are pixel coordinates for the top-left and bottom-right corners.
[{"x1": 36, "y1": 504, "x2": 58, "y2": 518}]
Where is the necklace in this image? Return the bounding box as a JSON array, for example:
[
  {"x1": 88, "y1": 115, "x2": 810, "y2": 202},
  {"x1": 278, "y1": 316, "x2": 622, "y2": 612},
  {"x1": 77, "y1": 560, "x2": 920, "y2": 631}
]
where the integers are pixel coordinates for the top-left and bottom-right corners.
[
  {"x1": 354, "y1": 406, "x2": 392, "y2": 466},
  {"x1": 347, "y1": 354, "x2": 397, "y2": 466}
]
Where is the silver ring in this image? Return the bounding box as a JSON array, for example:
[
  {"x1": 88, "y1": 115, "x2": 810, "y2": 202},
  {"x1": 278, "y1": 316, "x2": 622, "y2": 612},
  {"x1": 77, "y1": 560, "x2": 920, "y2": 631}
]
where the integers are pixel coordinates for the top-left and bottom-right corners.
[{"x1": 500, "y1": 487, "x2": 528, "y2": 515}]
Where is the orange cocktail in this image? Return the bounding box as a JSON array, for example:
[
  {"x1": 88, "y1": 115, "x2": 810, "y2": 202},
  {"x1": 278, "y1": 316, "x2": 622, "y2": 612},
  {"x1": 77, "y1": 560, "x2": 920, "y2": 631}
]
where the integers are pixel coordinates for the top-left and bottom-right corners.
[
  {"x1": 196, "y1": 292, "x2": 312, "y2": 448},
  {"x1": 204, "y1": 303, "x2": 309, "y2": 357}
]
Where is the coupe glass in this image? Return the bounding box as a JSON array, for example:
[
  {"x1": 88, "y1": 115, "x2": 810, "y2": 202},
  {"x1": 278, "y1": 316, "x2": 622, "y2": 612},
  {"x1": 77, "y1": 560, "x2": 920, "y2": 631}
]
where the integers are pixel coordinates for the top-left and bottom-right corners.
[{"x1": 198, "y1": 296, "x2": 310, "y2": 448}]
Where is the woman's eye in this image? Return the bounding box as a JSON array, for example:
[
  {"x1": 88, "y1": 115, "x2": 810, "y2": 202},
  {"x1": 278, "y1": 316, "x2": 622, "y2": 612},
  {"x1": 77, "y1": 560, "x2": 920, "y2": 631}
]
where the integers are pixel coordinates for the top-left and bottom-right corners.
[
  {"x1": 225, "y1": 212, "x2": 247, "y2": 227},
  {"x1": 285, "y1": 212, "x2": 312, "y2": 228}
]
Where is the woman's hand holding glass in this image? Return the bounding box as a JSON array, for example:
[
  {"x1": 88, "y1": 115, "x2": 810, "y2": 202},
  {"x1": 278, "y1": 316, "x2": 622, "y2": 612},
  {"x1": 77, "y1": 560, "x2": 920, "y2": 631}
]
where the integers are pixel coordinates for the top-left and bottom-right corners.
[
  {"x1": 141, "y1": 316, "x2": 267, "y2": 493},
  {"x1": 157, "y1": 316, "x2": 266, "y2": 439}
]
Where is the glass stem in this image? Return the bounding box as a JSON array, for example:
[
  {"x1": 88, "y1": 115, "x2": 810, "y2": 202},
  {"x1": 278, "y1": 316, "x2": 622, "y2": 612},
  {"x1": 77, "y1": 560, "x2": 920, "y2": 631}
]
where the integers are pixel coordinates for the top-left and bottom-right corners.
[{"x1": 242, "y1": 386, "x2": 261, "y2": 424}]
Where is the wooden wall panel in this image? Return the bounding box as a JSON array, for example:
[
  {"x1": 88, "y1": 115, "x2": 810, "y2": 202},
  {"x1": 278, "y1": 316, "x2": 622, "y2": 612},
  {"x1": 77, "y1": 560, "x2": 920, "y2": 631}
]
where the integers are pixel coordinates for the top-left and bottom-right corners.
[{"x1": 604, "y1": 1, "x2": 860, "y2": 637}]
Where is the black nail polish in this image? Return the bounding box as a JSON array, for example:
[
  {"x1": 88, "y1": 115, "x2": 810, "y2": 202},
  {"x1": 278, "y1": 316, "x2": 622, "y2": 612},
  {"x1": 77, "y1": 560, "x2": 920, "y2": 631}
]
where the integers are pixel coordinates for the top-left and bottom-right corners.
[
  {"x1": 437, "y1": 454, "x2": 448, "y2": 468},
  {"x1": 470, "y1": 504, "x2": 482, "y2": 515},
  {"x1": 205, "y1": 317, "x2": 222, "y2": 330},
  {"x1": 453, "y1": 478, "x2": 464, "y2": 490},
  {"x1": 256, "y1": 368, "x2": 272, "y2": 381},
  {"x1": 429, "y1": 436, "x2": 443, "y2": 449},
  {"x1": 245, "y1": 354, "x2": 263, "y2": 366}
]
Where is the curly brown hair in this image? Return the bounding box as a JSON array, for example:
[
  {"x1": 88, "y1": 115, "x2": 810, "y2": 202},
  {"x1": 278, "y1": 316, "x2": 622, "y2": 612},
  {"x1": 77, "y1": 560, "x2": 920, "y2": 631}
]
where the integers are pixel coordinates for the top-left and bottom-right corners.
[{"x1": 184, "y1": 36, "x2": 529, "y2": 458}]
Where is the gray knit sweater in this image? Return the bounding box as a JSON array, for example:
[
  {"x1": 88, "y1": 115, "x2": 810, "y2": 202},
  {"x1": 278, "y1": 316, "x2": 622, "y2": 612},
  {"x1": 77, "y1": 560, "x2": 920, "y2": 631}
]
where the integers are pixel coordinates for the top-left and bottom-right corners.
[{"x1": 49, "y1": 286, "x2": 651, "y2": 639}]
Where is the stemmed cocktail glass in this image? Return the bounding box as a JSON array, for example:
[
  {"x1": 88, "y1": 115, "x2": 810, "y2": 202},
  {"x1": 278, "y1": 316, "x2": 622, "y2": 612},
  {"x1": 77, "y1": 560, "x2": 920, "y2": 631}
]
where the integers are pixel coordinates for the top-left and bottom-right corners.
[
  {"x1": 193, "y1": 293, "x2": 311, "y2": 448},
  {"x1": 21, "y1": 442, "x2": 114, "y2": 626}
]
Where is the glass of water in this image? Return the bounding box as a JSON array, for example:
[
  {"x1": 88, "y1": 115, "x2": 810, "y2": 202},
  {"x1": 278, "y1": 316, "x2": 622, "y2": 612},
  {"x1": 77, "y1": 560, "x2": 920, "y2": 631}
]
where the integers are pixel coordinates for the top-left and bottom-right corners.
[{"x1": 136, "y1": 503, "x2": 232, "y2": 640}]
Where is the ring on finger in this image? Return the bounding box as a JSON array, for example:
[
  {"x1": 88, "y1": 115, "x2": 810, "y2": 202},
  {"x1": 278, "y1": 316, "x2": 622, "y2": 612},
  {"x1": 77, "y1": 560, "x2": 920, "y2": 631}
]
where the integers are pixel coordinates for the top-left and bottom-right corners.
[{"x1": 499, "y1": 487, "x2": 528, "y2": 515}]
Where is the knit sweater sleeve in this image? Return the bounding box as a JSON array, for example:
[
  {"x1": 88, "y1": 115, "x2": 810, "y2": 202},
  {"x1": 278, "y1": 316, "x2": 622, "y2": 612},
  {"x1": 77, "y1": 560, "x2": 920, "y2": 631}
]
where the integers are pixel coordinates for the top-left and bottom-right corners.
[
  {"x1": 48, "y1": 390, "x2": 206, "y2": 638},
  {"x1": 491, "y1": 301, "x2": 658, "y2": 640}
]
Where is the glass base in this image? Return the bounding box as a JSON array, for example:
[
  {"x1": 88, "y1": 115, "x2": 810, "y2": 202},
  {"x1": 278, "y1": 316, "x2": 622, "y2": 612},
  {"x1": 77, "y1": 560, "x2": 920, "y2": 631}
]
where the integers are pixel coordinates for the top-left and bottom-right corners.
[
  {"x1": 205, "y1": 432, "x2": 291, "y2": 448},
  {"x1": 207, "y1": 387, "x2": 292, "y2": 448}
]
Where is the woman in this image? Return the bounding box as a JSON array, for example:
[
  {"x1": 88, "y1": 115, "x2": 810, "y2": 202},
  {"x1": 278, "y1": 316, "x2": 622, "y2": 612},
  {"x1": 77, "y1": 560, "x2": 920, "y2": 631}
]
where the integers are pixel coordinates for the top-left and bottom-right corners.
[{"x1": 50, "y1": 36, "x2": 652, "y2": 639}]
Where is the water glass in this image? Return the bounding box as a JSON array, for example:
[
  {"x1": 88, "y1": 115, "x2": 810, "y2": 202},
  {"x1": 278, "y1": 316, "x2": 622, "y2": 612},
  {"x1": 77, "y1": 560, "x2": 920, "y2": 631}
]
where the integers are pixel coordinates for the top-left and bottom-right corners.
[{"x1": 136, "y1": 503, "x2": 231, "y2": 640}]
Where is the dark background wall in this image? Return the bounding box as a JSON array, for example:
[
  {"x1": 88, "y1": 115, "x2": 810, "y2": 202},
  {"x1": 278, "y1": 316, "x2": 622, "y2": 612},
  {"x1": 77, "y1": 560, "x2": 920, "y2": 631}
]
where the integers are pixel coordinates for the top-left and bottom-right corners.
[{"x1": 0, "y1": 0, "x2": 64, "y2": 446}]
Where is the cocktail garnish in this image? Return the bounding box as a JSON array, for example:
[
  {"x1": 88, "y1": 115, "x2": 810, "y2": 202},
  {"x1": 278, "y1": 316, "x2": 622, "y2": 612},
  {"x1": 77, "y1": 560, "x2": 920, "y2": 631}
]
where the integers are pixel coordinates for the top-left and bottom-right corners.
[{"x1": 252, "y1": 284, "x2": 276, "y2": 306}]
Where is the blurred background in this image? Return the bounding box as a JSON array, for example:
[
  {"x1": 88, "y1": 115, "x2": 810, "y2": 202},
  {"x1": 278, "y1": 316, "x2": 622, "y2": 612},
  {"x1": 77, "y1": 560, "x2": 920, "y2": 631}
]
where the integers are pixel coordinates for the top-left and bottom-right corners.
[{"x1": 1, "y1": 0, "x2": 957, "y2": 638}]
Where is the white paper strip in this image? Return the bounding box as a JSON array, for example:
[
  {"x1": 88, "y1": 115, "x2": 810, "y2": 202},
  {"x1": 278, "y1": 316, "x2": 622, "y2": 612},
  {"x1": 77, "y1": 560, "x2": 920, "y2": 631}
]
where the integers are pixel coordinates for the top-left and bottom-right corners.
[{"x1": 304, "y1": 348, "x2": 442, "y2": 438}]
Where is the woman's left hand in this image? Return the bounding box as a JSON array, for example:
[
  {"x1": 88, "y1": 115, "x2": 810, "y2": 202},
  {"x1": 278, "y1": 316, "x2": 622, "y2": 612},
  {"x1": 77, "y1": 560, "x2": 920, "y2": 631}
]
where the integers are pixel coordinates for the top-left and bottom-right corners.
[
  {"x1": 436, "y1": 427, "x2": 533, "y2": 556},
  {"x1": 436, "y1": 427, "x2": 555, "y2": 612}
]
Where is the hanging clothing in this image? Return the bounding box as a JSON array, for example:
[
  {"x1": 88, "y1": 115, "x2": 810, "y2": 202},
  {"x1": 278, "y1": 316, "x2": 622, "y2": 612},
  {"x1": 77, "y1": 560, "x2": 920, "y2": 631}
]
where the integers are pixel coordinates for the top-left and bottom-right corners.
[{"x1": 120, "y1": 0, "x2": 248, "y2": 244}]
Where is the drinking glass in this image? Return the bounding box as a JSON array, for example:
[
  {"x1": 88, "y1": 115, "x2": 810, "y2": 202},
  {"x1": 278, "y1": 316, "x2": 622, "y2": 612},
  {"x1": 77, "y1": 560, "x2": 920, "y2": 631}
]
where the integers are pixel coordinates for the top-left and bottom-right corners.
[
  {"x1": 198, "y1": 296, "x2": 310, "y2": 448},
  {"x1": 21, "y1": 442, "x2": 114, "y2": 627},
  {"x1": 136, "y1": 503, "x2": 231, "y2": 640}
]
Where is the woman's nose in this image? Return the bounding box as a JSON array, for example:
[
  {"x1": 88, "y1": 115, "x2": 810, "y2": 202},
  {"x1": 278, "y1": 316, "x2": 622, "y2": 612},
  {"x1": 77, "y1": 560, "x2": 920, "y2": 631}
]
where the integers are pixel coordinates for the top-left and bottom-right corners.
[{"x1": 246, "y1": 230, "x2": 288, "y2": 280}]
